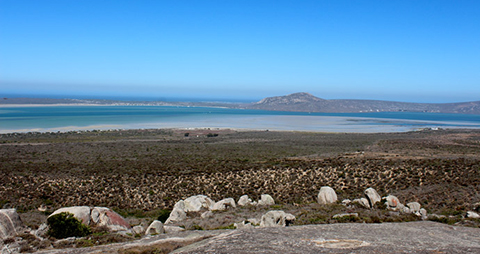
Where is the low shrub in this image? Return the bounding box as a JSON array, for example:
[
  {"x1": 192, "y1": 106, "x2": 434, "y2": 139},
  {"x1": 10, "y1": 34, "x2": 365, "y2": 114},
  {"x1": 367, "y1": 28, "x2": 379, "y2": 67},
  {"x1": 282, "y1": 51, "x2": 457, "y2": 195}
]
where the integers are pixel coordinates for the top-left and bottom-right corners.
[
  {"x1": 429, "y1": 216, "x2": 461, "y2": 225},
  {"x1": 47, "y1": 212, "x2": 91, "y2": 239},
  {"x1": 191, "y1": 224, "x2": 204, "y2": 230},
  {"x1": 216, "y1": 224, "x2": 236, "y2": 230},
  {"x1": 333, "y1": 215, "x2": 360, "y2": 223},
  {"x1": 374, "y1": 199, "x2": 388, "y2": 210},
  {"x1": 157, "y1": 209, "x2": 171, "y2": 223}
]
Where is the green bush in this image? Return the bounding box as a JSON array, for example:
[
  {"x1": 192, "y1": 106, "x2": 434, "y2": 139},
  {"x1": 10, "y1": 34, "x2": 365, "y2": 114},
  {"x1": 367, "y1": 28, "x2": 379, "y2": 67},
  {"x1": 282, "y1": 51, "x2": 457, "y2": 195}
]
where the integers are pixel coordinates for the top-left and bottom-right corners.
[
  {"x1": 333, "y1": 215, "x2": 360, "y2": 223},
  {"x1": 157, "y1": 209, "x2": 171, "y2": 223},
  {"x1": 47, "y1": 212, "x2": 91, "y2": 239},
  {"x1": 374, "y1": 199, "x2": 388, "y2": 210}
]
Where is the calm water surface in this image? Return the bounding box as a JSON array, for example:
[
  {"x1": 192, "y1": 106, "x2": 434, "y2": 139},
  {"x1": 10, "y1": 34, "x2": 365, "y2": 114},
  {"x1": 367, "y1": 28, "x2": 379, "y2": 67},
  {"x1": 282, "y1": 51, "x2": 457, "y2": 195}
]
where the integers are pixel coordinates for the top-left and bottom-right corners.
[{"x1": 1, "y1": 106, "x2": 479, "y2": 133}]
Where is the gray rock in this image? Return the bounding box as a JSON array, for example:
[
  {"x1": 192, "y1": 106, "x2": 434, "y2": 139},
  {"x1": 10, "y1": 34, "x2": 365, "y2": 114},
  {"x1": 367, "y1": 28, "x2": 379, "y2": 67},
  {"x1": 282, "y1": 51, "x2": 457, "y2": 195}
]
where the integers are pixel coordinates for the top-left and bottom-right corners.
[
  {"x1": 184, "y1": 195, "x2": 215, "y2": 212},
  {"x1": 50, "y1": 206, "x2": 91, "y2": 225},
  {"x1": 364, "y1": 188, "x2": 381, "y2": 208},
  {"x1": 171, "y1": 221, "x2": 480, "y2": 253},
  {"x1": 317, "y1": 186, "x2": 338, "y2": 205},
  {"x1": 145, "y1": 220, "x2": 164, "y2": 235},
  {"x1": 34, "y1": 223, "x2": 49, "y2": 238},
  {"x1": 419, "y1": 208, "x2": 428, "y2": 220},
  {"x1": 353, "y1": 198, "x2": 370, "y2": 208},
  {"x1": 90, "y1": 206, "x2": 107, "y2": 224},
  {"x1": 402, "y1": 206, "x2": 412, "y2": 214},
  {"x1": 132, "y1": 225, "x2": 144, "y2": 235},
  {"x1": 201, "y1": 211, "x2": 214, "y2": 219},
  {"x1": 212, "y1": 198, "x2": 236, "y2": 211},
  {"x1": 332, "y1": 213, "x2": 359, "y2": 219},
  {"x1": 0, "y1": 209, "x2": 24, "y2": 240},
  {"x1": 407, "y1": 202, "x2": 421, "y2": 213},
  {"x1": 164, "y1": 225, "x2": 185, "y2": 234},
  {"x1": 166, "y1": 200, "x2": 187, "y2": 224},
  {"x1": 384, "y1": 195, "x2": 402, "y2": 210},
  {"x1": 1, "y1": 242, "x2": 21, "y2": 254},
  {"x1": 260, "y1": 210, "x2": 295, "y2": 227},
  {"x1": 237, "y1": 195, "x2": 253, "y2": 206},
  {"x1": 234, "y1": 221, "x2": 255, "y2": 229},
  {"x1": 466, "y1": 211, "x2": 480, "y2": 219},
  {"x1": 91, "y1": 207, "x2": 131, "y2": 232},
  {"x1": 341, "y1": 199, "x2": 352, "y2": 206},
  {"x1": 257, "y1": 194, "x2": 275, "y2": 206}
]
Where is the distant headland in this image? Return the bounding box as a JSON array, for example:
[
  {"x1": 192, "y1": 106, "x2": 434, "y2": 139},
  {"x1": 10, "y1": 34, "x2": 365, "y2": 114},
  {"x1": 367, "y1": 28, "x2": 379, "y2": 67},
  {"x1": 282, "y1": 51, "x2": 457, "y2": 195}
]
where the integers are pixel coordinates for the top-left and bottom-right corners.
[{"x1": 2, "y1": 92, "x2": 480, "y2": 114}]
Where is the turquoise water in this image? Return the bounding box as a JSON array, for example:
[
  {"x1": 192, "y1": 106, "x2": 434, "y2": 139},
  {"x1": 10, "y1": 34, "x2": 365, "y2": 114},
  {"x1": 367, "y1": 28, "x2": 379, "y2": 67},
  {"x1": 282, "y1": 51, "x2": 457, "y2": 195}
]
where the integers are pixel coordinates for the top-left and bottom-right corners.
[{"x1": 1, "y1": 106, "x2": 480, "y2": 133}]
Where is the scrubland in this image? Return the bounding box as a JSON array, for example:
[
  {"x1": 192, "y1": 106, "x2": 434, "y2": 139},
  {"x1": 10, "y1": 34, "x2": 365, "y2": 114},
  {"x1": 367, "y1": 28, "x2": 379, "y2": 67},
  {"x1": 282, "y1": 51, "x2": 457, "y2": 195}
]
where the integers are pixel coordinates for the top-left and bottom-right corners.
[{"x1": 1, "y1": 128, "x2": 479, "y2": 228}]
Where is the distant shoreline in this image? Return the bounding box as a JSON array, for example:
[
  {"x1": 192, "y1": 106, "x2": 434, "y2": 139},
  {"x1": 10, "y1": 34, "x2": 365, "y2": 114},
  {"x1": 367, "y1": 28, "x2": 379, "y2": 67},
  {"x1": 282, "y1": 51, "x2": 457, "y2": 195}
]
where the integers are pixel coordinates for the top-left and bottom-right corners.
[
  {"x1": 0, "y1": 103, "x2": 232, "y2": 109},
  {"x1": 0, "y1": 103, "x2": 116, "y2": 107}
]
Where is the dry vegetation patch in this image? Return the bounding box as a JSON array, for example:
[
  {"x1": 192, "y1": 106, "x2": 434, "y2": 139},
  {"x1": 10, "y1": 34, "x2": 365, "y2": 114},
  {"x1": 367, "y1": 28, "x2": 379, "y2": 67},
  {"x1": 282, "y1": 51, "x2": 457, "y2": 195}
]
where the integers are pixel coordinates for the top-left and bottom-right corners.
[{"x1": 1, "y1": 128, "x2": 479, "y2": 219}]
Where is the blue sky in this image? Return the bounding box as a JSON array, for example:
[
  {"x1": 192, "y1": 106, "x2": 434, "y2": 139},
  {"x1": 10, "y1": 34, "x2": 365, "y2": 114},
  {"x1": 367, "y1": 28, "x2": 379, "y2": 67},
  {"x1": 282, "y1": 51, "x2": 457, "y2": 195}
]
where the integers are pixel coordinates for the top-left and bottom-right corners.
[{"x1": 1, "y1": 0, "x2": 479, "y2": 103}]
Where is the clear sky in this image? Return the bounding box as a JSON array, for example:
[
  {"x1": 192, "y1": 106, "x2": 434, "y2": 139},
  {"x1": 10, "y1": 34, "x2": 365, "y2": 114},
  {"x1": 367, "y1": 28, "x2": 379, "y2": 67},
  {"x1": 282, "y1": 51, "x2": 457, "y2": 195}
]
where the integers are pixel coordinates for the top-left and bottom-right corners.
[{"x1": 1, "y1": 0, "x2": 479, "y2": 103}]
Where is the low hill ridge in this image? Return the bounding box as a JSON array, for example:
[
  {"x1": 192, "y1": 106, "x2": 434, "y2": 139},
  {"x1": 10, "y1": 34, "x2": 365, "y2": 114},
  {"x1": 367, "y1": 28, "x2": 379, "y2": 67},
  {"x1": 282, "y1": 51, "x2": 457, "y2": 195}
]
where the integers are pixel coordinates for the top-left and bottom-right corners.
[
  {"x1": 255, "y1": 92, "x2": 325, "y2": 105},
  {"x1": 248, "y1": 93, "x2": 480, "y2": 114},
  {"x1": 2, "y1": 93, "x2": 479, "y2": 114}
]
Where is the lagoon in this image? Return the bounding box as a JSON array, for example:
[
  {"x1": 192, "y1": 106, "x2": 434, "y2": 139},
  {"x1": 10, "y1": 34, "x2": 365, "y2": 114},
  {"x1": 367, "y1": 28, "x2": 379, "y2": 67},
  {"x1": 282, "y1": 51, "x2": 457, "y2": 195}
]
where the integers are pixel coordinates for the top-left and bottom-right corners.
[{"x1": 1, "y1": 106, "x2": 480, "y2": 133}]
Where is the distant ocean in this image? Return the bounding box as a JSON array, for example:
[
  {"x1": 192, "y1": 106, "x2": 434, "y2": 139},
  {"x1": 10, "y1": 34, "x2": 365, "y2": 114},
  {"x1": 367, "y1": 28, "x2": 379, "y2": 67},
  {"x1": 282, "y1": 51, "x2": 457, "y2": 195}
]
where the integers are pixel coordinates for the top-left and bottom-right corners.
[{"x1": 1, "y1": 106, "x2": 480, "y2": 133}]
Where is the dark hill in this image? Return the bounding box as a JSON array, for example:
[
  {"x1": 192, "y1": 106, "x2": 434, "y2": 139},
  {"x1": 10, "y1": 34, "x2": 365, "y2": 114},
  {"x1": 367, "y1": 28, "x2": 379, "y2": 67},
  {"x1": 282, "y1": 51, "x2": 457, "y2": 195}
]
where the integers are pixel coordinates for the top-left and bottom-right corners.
[{"x1": 247, "y1": 92, "x2": 480, "y2": 114}]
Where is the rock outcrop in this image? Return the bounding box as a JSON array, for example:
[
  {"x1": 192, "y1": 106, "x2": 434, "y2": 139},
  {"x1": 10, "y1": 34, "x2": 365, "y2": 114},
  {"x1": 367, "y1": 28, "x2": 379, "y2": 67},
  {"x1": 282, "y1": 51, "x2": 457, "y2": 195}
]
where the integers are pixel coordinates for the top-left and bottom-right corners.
[
  {"x1": 212, "y1": 198, "x2": 236, "y2": 211},
  {"x1": 91, "y1": 207, "x2": 131, "y2": 232},
  {"x1": 166, "y1": 195, "x2": 216, "y2": 224},
  {"x1": 50, "y1": 206, "x2": 91, "y2": 225},
  {"x1": 257, "y1": 194, "x2": 275, "y2": 206},
  {"x1": 164, "y1": 225, "x2": 185, "y2": 234},
  {"x1": 0, "y1": 209, "x2": 24, "y2": 240},
  {"x1": 234, "y1": 221, "x2": 255, "y2": 229},
  {"x1": 419, "y1": 208, "x2": 428, "y2": 219},
  {"x1": 384, "y1": 195, "x2": 403, "y2": 211},
  {"x1": 407, "y1": 202, "x2": 421, "y2": 213},
  {"x1": 49, "y1": 206, "x2": 130, "y2": 232},
  {"x1": 353, "y1": 198, "x2": 370, "y2": 208},
  {"x1": 237, "y1": 195, "x2": 255, "y2": 206},
  {"x1": 184, "y1": 195, "x2": 215, "y2": 212},
  {"x1": 317, "y1": 186, "x2": 338, "y2": 205},
  {"x1": 165, "y1": 200, "x2": 187, "y2": 224},
  {"x1": 260, "y1": 210, "x2": 295, "y2": 227},
  {"x1": 201, "y1": 211, "x2": 214, "y2": 219},
  {"x1": 145, "y1": 220, "x2": 164, "y2": 235},
  {"x1": 466, "y1": 211, "x2": 480, "y2": 219},
  {"x1": 132, "y1": 225, "x2": 144, "y2": 235},
  {"x1": 364, "y1": 188, "x2": 381, "y2": 208}
]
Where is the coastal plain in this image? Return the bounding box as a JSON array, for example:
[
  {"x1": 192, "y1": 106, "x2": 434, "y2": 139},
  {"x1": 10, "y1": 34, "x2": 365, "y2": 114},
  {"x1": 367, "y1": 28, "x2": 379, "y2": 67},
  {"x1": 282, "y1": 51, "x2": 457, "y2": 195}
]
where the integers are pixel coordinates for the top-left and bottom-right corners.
[
  {"x1": 2, "y1": 128, "x2": 480, "y2": 252},
  {"x1": 1, "y1": 128, "x2": 479, "y2": 214}
]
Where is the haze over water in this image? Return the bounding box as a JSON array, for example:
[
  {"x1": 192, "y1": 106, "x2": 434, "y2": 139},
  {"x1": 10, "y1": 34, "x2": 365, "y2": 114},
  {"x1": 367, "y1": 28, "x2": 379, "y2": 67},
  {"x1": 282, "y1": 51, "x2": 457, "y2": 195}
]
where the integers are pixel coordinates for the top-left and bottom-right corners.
[{"x1": 1, "y1": 106, "x2": 479, "y2": 134}]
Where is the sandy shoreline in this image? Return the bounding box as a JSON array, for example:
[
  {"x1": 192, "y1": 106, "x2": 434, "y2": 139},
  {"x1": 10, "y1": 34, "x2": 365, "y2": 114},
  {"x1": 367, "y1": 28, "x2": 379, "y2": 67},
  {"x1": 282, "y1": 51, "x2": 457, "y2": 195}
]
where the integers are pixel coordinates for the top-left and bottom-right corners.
[{"x1": 2, "y1": 114, "x2": 478, "y2": 134}]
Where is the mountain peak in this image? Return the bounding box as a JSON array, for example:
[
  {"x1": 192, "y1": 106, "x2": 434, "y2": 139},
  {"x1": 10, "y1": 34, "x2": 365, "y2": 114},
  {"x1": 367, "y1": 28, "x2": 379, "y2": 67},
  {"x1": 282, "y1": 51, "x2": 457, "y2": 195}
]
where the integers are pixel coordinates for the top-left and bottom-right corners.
[{"x1": 255, "y1": 92, "x2": 324, "y2": 105}]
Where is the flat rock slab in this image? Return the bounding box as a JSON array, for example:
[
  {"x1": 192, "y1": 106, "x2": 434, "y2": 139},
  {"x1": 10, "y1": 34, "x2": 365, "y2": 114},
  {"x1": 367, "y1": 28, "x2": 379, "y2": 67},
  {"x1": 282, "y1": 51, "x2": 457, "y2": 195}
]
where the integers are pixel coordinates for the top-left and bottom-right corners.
[
  {"x1": 36, "y1": 222, "x2": 480, "y2": 253},
  {"x1": 174, "y1": 221, "x2": 480, "y2": 254}
]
